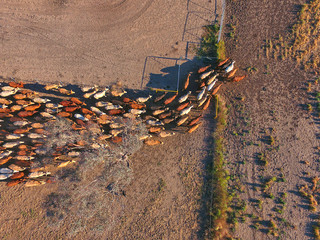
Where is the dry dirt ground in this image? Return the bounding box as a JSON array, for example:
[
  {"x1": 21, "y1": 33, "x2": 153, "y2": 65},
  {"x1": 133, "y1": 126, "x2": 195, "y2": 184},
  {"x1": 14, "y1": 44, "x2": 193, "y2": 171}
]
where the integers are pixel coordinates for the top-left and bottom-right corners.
[
  {"x1": 223, "y1": 0, "x2": 320, "y2": 239},
  {"x1": 0, "y1": 0, "x2": 220, "y2": 89},
  {"x1": 2, "y1": 0, "x2": 318, "y2": 239},
  {"x1": 0, "y1": 1, "x2": 223, "y2": 240}
]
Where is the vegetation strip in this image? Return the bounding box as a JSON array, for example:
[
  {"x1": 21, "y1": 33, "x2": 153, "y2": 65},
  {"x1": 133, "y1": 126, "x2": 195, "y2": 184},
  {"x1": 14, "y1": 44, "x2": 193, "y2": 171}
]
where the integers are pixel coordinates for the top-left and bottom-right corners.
[
  {"x1": 209, "y1": 97, "x2": 231, "y2": 239},
  {"x1": 197, "y1": 24, "x2": 233, "y2": 238},
  {"x1": 197, "y1": 24, "x2": 226, "y2": 61}
]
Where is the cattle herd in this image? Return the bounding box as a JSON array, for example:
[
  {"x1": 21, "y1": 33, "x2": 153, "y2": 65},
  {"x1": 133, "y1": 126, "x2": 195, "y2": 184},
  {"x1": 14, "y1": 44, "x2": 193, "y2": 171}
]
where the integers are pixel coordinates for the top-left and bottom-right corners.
[{"x1": 0, "y1": 58, "x2": 244, "y2": 187}]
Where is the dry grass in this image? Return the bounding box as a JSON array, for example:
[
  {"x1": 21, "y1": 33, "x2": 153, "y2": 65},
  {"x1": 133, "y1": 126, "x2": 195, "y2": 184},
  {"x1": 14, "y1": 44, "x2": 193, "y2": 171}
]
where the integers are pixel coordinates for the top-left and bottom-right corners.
[
  {"x1": 43, "y1": 117, "x2": 147, "y2": 237},
  {"x1": 44, "y1": 117, "x2": 81, "y2": 149},
  {"x1": 265, "y1": 0, "x2": 320, "y2": 72}
]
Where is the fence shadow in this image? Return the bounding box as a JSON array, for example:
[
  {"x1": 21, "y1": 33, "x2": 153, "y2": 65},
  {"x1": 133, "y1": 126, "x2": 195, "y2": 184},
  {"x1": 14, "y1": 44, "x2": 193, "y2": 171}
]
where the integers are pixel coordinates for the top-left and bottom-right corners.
[{"x1": 141, "y1": 56, "x2": 201, "y2": 92}]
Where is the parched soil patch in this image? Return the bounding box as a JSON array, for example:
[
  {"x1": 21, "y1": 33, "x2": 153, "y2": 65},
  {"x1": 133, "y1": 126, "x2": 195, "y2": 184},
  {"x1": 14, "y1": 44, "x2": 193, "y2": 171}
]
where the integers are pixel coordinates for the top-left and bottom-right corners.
[{"x1": 221, "y1": 0, "x2": 320, "y2": 239}]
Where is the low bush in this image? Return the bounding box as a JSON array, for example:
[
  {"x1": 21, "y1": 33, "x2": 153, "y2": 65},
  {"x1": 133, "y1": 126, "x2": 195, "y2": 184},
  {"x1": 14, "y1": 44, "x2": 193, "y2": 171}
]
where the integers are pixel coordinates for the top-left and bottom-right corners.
[{"x1": 43, "y1": 117, "x2": 147, "y2": 237}]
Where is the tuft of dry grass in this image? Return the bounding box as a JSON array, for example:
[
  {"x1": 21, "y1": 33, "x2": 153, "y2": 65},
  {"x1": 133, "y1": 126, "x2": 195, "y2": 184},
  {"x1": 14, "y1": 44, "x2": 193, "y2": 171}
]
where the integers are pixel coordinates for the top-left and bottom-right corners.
[{"x1": 314, "y1": 222, "x2": 320, "y2": 240}]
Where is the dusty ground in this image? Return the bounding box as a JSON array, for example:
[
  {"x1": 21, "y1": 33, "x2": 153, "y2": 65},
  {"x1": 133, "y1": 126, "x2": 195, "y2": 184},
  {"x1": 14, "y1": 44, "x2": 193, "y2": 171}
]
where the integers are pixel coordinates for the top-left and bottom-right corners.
[
  {"x1": 0, "y1": 0, "x2": 220, "y2": 89},
  {"x1": 0, "y1": 1, "x2": 223, "y2": 240},
  {"x1": 2, "y1": 0, "x2": 318, "y2": 239},
  {"x1": 223, "y1": 0, "x2": 320, "y2": 239}
]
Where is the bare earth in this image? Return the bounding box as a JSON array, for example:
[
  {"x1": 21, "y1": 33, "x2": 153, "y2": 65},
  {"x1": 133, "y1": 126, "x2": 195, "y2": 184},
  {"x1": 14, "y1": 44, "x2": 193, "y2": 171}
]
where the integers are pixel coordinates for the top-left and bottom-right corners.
[
  {"x1": 0, "y1": 1, "x2": 222, "y2": 239},
  {"x1": 224, "y1": 0, "x2": 319, "y2": 239},
  {"x1": 0, "y1": 0, "x2": 219, "y2": 89},
  {"x1": 1, "y1": 0, "x2": 318, "y2": 239}
]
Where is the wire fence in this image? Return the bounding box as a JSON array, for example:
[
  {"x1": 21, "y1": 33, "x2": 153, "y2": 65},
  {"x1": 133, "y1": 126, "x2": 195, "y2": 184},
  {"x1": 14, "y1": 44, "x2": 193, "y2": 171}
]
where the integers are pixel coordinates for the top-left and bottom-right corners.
[{"x1": 141, "y1": 0, "x2": 224, "y2": 93}]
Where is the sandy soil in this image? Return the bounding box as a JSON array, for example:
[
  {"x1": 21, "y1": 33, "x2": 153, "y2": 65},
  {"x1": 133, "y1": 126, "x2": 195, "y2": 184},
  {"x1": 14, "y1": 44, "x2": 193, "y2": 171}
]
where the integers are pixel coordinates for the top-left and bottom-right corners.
[{"x1": 0, "y1": 1, "x2": 223, "y2": 240}]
